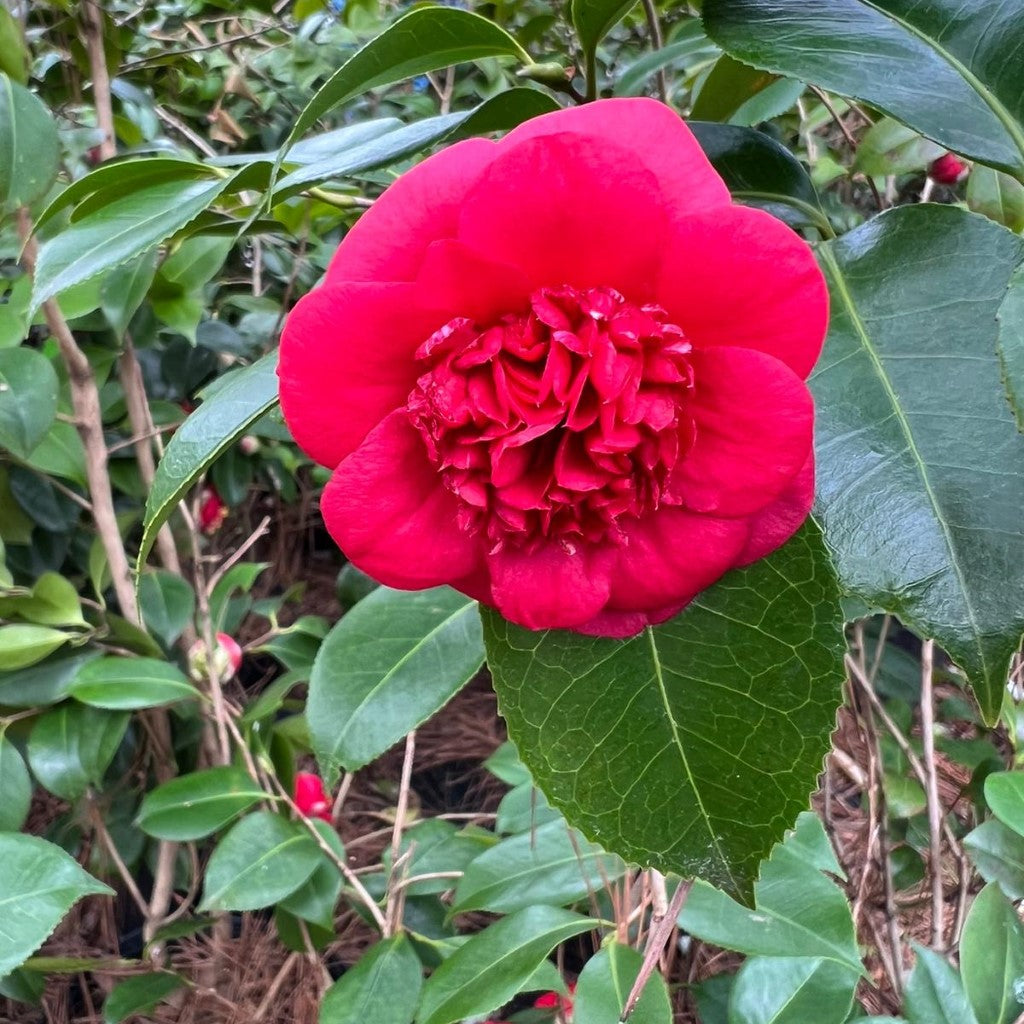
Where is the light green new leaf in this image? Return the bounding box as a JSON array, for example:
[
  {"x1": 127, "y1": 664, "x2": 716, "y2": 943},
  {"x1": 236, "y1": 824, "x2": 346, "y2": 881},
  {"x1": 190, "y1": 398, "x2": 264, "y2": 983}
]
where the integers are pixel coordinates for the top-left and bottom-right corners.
[
  {"x1": 319, "y1": 935, "x2": 422, "y2": 1024},
  {"x1": 573, "y1": 943, "x2": 671, "y2": 1024},
  {"x1": 0, "y1": 833, "x2": 112, "y2": 977},
  {"x1": 484, "y1": 522, "x2": 845, "y2": 896},
  {"x1": 960, "y1": 883, "x2": 1024, "y2": 1024},
  {"x1": 310, "y1": 586, "x2": 483, "y2": 779},
  {"x1": 69, "y1": 656, "x2": 200, "y2": 710},
  {"x1": 417, "y1": 906, "x2": 594, "y2": 1024},
  {"x1": 967, "y1": 166, "x2": 1024, "y2": 232},
  {"x1": 813, "y1": 206, "x2": 1024, "y2": 723},
  {"x1": 139, "y1": 351, "x2": 279, "y2": 570},
  {"x1": 702, "y1": 0, "x2": 1024, "y2": 178},
  {"x1": 0, "y1": 75, "x2": 59, "y2": 209},
  {"x1": 199, "y1": 811, "x2": 320, "y2": 912},
  {"x1": 0, "y1": 624, "x2": 70, "y2": 671},
  {"x1": 136, "y1": 766, "x2": 269, "y2": 841}
]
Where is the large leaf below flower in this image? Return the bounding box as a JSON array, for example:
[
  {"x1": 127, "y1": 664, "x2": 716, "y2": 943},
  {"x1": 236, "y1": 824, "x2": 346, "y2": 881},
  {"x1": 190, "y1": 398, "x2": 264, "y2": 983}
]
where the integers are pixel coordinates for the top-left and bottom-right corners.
[
  {"x1": 702, "y1": 0, "x2": 1024, "y2": 179},
  {"x1": 813, "y1": 205, "x2": 1024, "y2": 723},
  {"x1": 482, "y1": 521, "x2": 845, "y2": 898}
]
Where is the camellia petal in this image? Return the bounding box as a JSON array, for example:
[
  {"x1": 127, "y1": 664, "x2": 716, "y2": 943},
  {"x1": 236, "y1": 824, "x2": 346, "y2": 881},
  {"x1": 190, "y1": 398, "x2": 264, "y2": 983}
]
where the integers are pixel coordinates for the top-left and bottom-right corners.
[
  {"x1": 499, "y1": 96, "x2": 731, "y2": 223},
  {"x1": 737, "y1": 455, "x2": 815, "y2": 566},
  {"x1": 655, "y1": 205, "x2": 829, "y2": 379},
  {"x1": 321, "y1": 411, "x2": 483, "y2": 589},
  {"x1": 456, "y1": 132, "x2": 666, "y2": 302},
  {"x1": 674, "y1": 347, "x2": 813, "y2": 517},
  {"x1": 278, "y1": 282, "x2": 447, "y2": 468},
  {"x1": 324, "y1": 138, "x2": 497, "y2": 285}
]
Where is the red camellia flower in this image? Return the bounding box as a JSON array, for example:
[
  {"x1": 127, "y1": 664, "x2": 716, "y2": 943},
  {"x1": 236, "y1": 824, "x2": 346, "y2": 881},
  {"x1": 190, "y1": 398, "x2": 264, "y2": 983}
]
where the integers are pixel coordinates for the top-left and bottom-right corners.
[
  {"x1": 535, "y1": 980, "x2": 575, "y2": 1018},
  {"x1": 198, "y1": 485, "x2": 229, "y2": 534},
  {"x1": 279, "y1": 99, "x2": 827, "y2": 636},
  {"x1": 928, "y1": 152, "x2": 970, "y2": 185},
  {"x1": 294, "y1": 772, "x2": 332, "y2": 822}
]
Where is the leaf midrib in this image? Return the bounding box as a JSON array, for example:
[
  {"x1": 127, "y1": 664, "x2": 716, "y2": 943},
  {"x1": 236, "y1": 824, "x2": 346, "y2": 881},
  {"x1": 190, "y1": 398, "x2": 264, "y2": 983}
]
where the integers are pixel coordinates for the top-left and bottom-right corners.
[{"x1": 818, "y1": 245, "x2": 990, "y2": 684}]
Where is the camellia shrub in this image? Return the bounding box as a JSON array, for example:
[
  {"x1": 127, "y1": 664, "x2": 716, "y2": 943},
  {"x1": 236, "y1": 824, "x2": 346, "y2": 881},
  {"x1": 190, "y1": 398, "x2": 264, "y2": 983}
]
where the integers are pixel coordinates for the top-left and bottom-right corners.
[{"x1": 1, "y1": 0, "x2": 1023, "y2": 1022}]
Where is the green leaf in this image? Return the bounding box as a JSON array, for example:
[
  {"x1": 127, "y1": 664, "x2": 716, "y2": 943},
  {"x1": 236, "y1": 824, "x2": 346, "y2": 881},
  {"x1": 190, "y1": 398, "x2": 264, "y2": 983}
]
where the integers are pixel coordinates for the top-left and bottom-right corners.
[
  {"x1": 691, "y1": 54, "x2": 784, "y2": 123},
  {"x1": 0, "y1": 624, "x2": 70, "y2": 670},
  {"x1": 678, "y1": 814, "x2": 861, "y2": 972},
  {"x1": 0, "y1": 10, "x2": 28, "y2": 84},
  {"x1": 0, "y1": 75, "x2": 60, "y2": 209},
  {"x1": 139, "y1": 352, "x2": 278, "y2": 569},
  {"x1": 483, "y1": 521, "x2": 845, "y2": 896},
  {"x1": 904, "y1": 944, "x2": 979, "y2": 1024},
  {"x1": 310, "y1": 586, "x2": 483, "y2": 778},
  {"x1": 960, "y1": 883, "x2": 1024, "y2": 1024},
  {"x1": 854, "y1": 118, "x2": 945, "y2": 177},
  {"x1": 573, "y1": 942, "x2": 672, "y2": 1024},
  {"x1": 284, "y1": 8, "x2": 529, "y2": 157},
  {"x1": 571, "y1": 0, "x2": 637, "y2": 71},
  {"x1": 998, "y1": 262, "x2": 1024, "y2": 430},
  {"x1": 702, "y1": 0, "x2": 1024, "y2": 178},
  {"x1": 27, "y1": 703, "x2": 129, "y2": 800},
  {"x1": 614, "y1": 24, "x2": 720, "y2": 97},
  {"x1": 0, "y1": 833, "x2": 112, "y2": 977},
  {"x1": 0, "y1": 649, "x2": 100, "y2": 707},
  {"x1": 985, "y1": 771, "x2": 1024, "y2": 836},
  {"x1": 0, "y1": 348, "x2": 58, "y2": 459},
  {"x1": 452, "y1": 818, "x2": 624, "y2": 915},
  {"x1": 813, "y1": 205, "x2": 1024, "y2": 723},
  {"x1": 967, "y1": 166, "x2": 1024, "y2": 232},
  {"x1": 689, "y1": 122, "x2": 829, "y2": 234},
  {"x1": 26, "y1": 421, "x2": 87, "y2": 488},
  {"x1": 102, "y1": 973, "x2": 187, "y2": 1024},
  {"x1": 199, "y1": 810, "x2": 320, "y2": 912},
  {"x1": 280, "y1": 820, "x2": 344, "y2": 929},
  {"x1": 136, "y1": 765, "x2": 268, "y2": 841},
  {"x1": 69, "y1": 656, "x2": 200, "y2": 710},
  {"x1": 0, "y1": 732, "x2": 31, "y2": 831},
  {"x1": 0, "y1": 572, "x2": 86, "y2": 627},
  {"x1": 319, "y1": 935, "x2": 422, "y2": 1024},
  {"x1": 138, "y1": 570, "x2": 196, "y2": 649},
  {"x1": 963, "y1": 819, "x2": 1024, "y2": 900},
  {"x1": 31, "y1": 176, "x2": 234, "y2": 311},
  {"x1": 416, "y1": 906, "x2": 594, "y2": 1024},
  {"x1": 100, "y1": 251, "x2": 158, "y2": 339},
  {"x1": 728, "y1": 957, "x2": 857, "y2": 1024}
]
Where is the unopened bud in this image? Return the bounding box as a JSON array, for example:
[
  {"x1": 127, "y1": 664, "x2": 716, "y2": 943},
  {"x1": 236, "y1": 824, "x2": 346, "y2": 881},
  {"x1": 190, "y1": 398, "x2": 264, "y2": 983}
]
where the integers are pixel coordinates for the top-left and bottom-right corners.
[
  {"x1": 928, "y1": 153, "x2": 969, "y2": 185},
  {"x1": 294, "y1": 772, "x2": 332, "y2": 822}
]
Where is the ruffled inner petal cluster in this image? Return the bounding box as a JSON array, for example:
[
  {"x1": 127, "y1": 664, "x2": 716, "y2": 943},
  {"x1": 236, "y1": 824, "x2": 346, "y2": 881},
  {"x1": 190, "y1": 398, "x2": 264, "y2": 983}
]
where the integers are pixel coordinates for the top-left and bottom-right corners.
[{"x1": 279, "y1": 97, "x2": 828, "y2": 637}]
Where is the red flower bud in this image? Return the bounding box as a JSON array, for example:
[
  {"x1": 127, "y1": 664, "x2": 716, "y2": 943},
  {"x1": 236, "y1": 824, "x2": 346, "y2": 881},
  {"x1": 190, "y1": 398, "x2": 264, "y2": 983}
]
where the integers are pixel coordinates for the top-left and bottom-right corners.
[
  {"x1": 216, "y1": 632, "x2": 243, "y2": 674},
  {"x1": 294, "y1": 772, "x2": 332, "y2": 822},
  {"x1": 534, "y1": 982, "x2": 575, "y2": 1018},
  {"x1": 928, "y1": 153, "x2": 969, "y2": 185},
  {"x1": 198, "y1": 486, "x2": 229, "y2": 534}
]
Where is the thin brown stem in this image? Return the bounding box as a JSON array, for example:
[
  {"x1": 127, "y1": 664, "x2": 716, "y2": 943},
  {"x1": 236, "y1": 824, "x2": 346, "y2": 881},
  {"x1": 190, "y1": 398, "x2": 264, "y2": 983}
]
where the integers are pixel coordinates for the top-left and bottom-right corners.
[
  {"x1": 920, "y1": 639, "x2": 946, "y2": 950},
  {"x1": 621, "y1": 881, "x2": 690, "y2": 1021}
]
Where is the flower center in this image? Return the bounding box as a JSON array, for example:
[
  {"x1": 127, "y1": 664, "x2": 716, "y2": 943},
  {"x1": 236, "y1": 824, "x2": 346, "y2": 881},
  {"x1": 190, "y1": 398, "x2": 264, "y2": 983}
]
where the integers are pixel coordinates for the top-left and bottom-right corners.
[{"x1": 407, "y1": 285, "x2": 695, "y2": 551}]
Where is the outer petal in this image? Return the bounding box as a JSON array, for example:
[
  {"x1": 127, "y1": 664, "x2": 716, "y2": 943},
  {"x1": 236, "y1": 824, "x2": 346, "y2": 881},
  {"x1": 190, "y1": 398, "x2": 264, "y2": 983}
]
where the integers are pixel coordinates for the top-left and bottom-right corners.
[
  {"x1": 574, "y1": 602, "x2": 685, "y2": 639},
  {"x1": 321, "y1": 411, "x2": 482, "y2": 588},
  {"x1": 325, "y1": 138, "x2": 496, "y2": 285},
  {"x1": 675, "y1": 347, "x2": 813, "y2": 517},
  {"x1": 456, "y1": 133, "x2": 666, "y2": 302},
  {"x1": 655, "y1": 205, "x2": 829, "y2": 379},
  {"x1": 736, "y1": 454, "x2": 814, "y2": 566},
  {"x1": 487, "y1": 542, "x2": 613, "y2": 631},
  {"x1": 278, "y1": 282, "x2": 447, "y2": 468},
  {"x1": 499, "y1": 97, "x2": 731, "y2": 222}
]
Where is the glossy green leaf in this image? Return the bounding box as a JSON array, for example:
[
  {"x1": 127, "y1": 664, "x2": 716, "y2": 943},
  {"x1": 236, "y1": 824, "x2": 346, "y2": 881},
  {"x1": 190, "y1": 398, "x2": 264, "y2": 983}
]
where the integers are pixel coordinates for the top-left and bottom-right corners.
[
  {"x1": 452, "y1": 818, "x2": 624, "y2": 915},
  {"x1": 985, "y1": 771, "x2": 1024, "y2": 836},
  {"x1": 417, "y1": 906, "x2": 594, "y2": 1024},
  {"x1": 484, "y1": 522, "x2": 845, "y2": 895},
  {"x1": 679, "y1": 813, "x2": 861, "y2": 971},
  {"x1": 25, "y1": 421, "x2": 87, "y2": 488},
  {"x1": 571, "y1": 0, "x2": 637, "y2": 71},
  {"x1": 31, "y1": 176, "x2": 234, "y2": 311},
  {"x1": 0, "y1": 834, "x2": 112, "y2": 977},
  {"x1": 967, "y1": 166, "x2": 1024, "y2": 232},
  {"x1": 388, "y1": 820, "x2": 493, "y2": 898},
  {"x1": 285, "y1": 8, "x2": 529, "y2": 155},
  {"x1": 280, "y1": 820, "x2": 344, "y2": 929},
  {"x1": 905, "y1": 944, "x2": 978, "y2": 1024},
  {"x1": 0, "y1": 733, "x2": 31, "y2": 832},
  {"x1": 310, "y1": 586, "x2": 483, "y2": 778},
  {"x1": 0, "y1": 649, "x2": 100, "y2": 707},
  {"x1": 136, "y1": 766, "x2": 268, "y2": 841},
  {"x1": 0, "y1": 572, "x2": 85, "y2": 628},
  {"x1": 963, "y1": 819, "x2": 1024, "y2": 900},
  {"x1": 139, "y1": 351, "x2": 279, "y2": 569},
  {"x1": 691, "y1": 54, "x2": 784, "y2": 123},
  {"x1": 690, "y1": 121, "x2": 829, "y2": 234},
  {"x1": 27, "y1": 703, "x2": 129, "y2": 801},
  {"x1": 0, "y1": 75, "x2": 60, "y2": 209},
  {"x1": 960, "y1": 883, "x2": 1024, "y2": 1024},
  {"x1": 103, "y1": 973, "x2": 187, "y2": 1024},
  {"x1": 138, "y1": 570, "x2": 196, "y2": 649},
  {"x1": 854, "y1": 118, "x2": 944, "y2": 177},
  {"x1": 319, "y1": 935, "x2": 422, "y2": 1024},
  {"x1": 998, "y1": 262, "x2": 1024, "y2": 430},
  {"x1": 573, "y1": 942, "x2": 671, "y2": 1024},
  {"x1": 728, "y1": 957, "x2": 857, "y2": 1024},
  {"x1": 0, "y1": 624, "x2": 70, "y2": 671},
  {"x1": 0, "y1": 11, "x2": 28, "y2": 84},
  {"x1": 813, "y1": 205, "x2": 1024, "y2": 723},
  {"x1": 0, "y1": 348, "x2": 58, "y2": 459},
  {"x1": 100, "y1": 251, "x2": 158, "y2": 339},
  {"x1": 69, "y1": 656, "x2": 200, "y2": 710},
  {"x1": 199, "y1": 810, "x2": 320, "y2": 912},
  {"x1": 702, "y1": 0, "x2": 1024, "y2": 178}
]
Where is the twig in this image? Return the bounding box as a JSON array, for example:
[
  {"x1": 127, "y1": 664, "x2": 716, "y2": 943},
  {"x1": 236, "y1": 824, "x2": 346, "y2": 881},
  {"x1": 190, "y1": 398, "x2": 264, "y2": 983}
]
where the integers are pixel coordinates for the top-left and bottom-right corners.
[
  {"x1": 204, "y1": 516, "x2": 271, "y2": 598},
  {"x1": 919, "y1": 639, "x2": 946, "y2": 950},
  {"x1": 253, "y1": 952, "x2": 299, "y2": 1020},
  {"x1": 88, "y1": 796, "x2": 149, "y2": 916},
  {"x1": 385, "y1": 731, "x2": 417, "y2": 937},
  {"x1": 330, "y1": 772, "x2": 354, "y2": 821},
  {"x1": 639, "y1": 0, "x2": 668, "y2": 103}
]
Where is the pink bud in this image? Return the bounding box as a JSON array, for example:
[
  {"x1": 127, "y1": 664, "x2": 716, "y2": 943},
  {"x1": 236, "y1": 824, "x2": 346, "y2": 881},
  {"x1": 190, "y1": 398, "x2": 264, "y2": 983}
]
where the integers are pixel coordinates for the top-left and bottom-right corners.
[
  {"x1": 238, "y1": 435, "x2": 260, "y2": 456},
  {"x1": 294, "y1": 772, "x2": 332, "y2": 822},
  {"x1": 216, "y1": 632, "x2": 243, "y2": 674},
  {"x1": 198, "y1": 486, "x2": 229, "y2": 534},
  {"x1": 928, "y1": 153, "x2": 969, "y2": 185}
]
